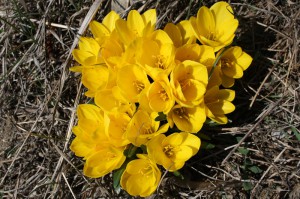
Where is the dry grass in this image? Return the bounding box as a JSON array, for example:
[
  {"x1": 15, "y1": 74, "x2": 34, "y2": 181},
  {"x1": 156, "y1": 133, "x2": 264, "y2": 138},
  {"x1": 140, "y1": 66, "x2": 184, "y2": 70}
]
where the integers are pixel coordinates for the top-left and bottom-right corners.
[{"x1": 0, "y1": 0, "x2": 299, "y2": 198}]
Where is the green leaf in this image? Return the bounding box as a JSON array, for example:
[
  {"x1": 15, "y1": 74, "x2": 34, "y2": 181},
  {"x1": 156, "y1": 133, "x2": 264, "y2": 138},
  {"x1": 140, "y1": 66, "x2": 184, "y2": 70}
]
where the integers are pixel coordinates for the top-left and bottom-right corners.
[
  {"x1": 173, "y1": 171, "x2": 184, "y2": 180},
  {"x1": 238, "y1": 147, "x2": 249, "y2": 155},
  {"x1": 113, "y1": 167, "x2": 126, "y2": 194},
  {"x1": 123, "y1": 144, "x2": 138, "y2": 158},
  {"x1": 243, "y1": 182, "x2": 253, "y2": 191},
  {"x1": 201, "y1": 141, "x2": 215, "y2": 150},
  {"x1": 291, "y1": 127, "x2": 300, "y2": 142},
  {"x1": 155, "y1": 112, "x2": 167, "y2": 121},
  {"x1": 248, "y1": 166, "x2": 263, "y2": 174}
]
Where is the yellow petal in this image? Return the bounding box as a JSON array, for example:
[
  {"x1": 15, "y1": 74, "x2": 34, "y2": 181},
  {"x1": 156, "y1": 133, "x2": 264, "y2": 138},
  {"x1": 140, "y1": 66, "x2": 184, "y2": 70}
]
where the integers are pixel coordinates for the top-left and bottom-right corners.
[
  {"x1": 237, "y1": 51, "x2": 253, "y2": 70},
  {"x1": 218, "y1": 89, "x2": 235, "y2": 101},
  {"x1": 164, "y1": 23, "x2": 182, "y2": 47},
  {"x1": 195, "y1": 6, "x2": 215, "y2": 41},
  {"x1": 222, "y1": 63, "x2": 244, "y2": 78},
  {"x1": 89, "y1": 20, "x2": 110, "y2": 38},
  {"x1": 127, "y1": 10, "x2": 145, "y2": 37},
  {"x1": 142, "y1": 9, "x2": 156, "y2": 27},
  {"x1": 221, "y1": 74, "x2": 235, "y2": 88},
  {"x1": 102, "y1": 11, "x2": 120, "y2": 32}
]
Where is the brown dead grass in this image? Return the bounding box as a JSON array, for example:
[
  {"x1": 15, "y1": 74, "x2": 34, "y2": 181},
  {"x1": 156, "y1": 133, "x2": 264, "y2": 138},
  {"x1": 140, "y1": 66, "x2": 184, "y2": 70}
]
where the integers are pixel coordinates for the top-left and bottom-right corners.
[{"x1": 0, "y1": 0, "x2": 299, "y2": 198}]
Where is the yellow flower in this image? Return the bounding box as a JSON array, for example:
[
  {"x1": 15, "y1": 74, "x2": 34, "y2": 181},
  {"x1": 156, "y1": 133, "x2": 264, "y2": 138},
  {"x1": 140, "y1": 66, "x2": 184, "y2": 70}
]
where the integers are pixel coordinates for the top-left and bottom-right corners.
[
  {"x1": 139, "y1": 75, "x2": 175, "y2": 114},
  {"x1": 104, "y1": 112, "x2": 131, "y2": 147},
  {"x1": 117, "y1": 64, "x2": 150, "y2": 102},
  {"x1": 134, "y1": 31, "x2": 175, "y2": 80},
  {"x1": 94, "y1": 86, "x2": 136, "y2": 115},
  {"x1": 218, "y1": 46, "x2": 253, "y2": 88},
  {"x1": 147, "y1": 132, "x2": 200, "y2": 171},
  {"x1": 164, "y1": 20, "x2": 196, "y2": 48},
  {"x1": 170, "y1": 60, "x2": 208, "y2": 107},
  {"x1": 89, "y1": 11, "x2": 120, "y2": 39},
  {"x1": 126, "y1": 109, "x2": 169, "y2": 146},
  {"x1": 70, "y1": 126, "x2": 108, "y2": 158},
  {"x1": 83, "y1": 145, "x2": 126, "y2": 178},
  {"x1": 76, "y1": 104, "x2": 104, "y2": 134},
  {"x1": 204, "y1": 85, "x2": 235, "y2": 124},
  {"x1": 72, "y1": 37, "x2": 103, "y2": 66},
  {"x1": 167, "y1": 104, "x2": 206, "y2": 133},
  {"x1": 116, "y1": 9, "x2": 156, "y2": 46},
  {"x1": 80, "y1": 65, "x2": 109, "y2": 97},
  {"x1": 190, "y1": 2, "x2": 238, "y2": 51},
  {"x1": 70, "y1": 104, "x2": 109, "y2": 157},
  {"x1": 120, "y1": 154, "x2": 161, "y2": 197}
]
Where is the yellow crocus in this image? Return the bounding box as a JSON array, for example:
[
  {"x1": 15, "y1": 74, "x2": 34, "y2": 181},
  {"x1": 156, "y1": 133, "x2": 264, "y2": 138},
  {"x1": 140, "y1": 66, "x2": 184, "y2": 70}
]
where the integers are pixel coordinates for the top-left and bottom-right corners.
[
  {"x1": 147, "y1": 132, "x2": 200, "y2": 171},
  {"x1": 120, "y1": 154, "x2": 161, "y2": 197},
  {"x1": 204, "y1": 85, "x2": 235, "y2": 124},
  {"x1": 104, "y1": 112, "x2": 131, "y2": 147},
  {"x1": 79, "y1": 65, "x2": 109, "y2": 97},
  {"x1": 117, "y1": 64, "x2": 150, "y2": 102},
  {"x1": 164, "y1": 20, "x2": 196, "y2": 48},
  {"x1": 72, "y1": 37, "x2": 103, "y2": 66},
  {"x1": 116, "y1": 9, "x2": 156, "y2": 46},
  {"x1": 139, "y1": 75, "x2": 175, "y2": 114},
  {"x1": 170, "y1": 60, "x2": 208, "y2": 107},
  {"x1": 218, "y1": 46, "x2": 253, "y2": 88},
  {"x1": 89, "y1": 11, "x2": 120, "y2": 39},
  {"x1": 83, "y1": 145, "x2": 126, "y2": 178},
  {"x1": 134, "y1": 32, "x2": 175, "y2": 80},
  {"x1": 190, "y1": 2, "x2": 238, "y2": 51},
  {"x1": 126, "y1": 109, "x2": 169, "y2": 146},
  {"x1": 76, "y1": 104, "x2": 104, "y2": 133},
  {"x1": 70, "y1": 104, "x2": 108, "y2": 158},
  {"x1": 94, "y1": 86, "x2": 136, "y2": 115},
  {"x1": 167, "y1": 104, "x2": 206, "y2": 133},
  {"x1": 70, "y1": 126, "x2": 109, "y2": 158}
]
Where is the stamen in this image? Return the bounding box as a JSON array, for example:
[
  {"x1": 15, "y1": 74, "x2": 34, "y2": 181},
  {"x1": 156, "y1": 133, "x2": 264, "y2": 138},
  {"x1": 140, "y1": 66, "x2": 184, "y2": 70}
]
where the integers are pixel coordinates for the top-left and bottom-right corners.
[
  {"x1": 133, "y1": 81, "x2": 145, "y2": 93},
  {"x1": 158, "y1": 89, "x2": 169, "y2": 101},
  {"x1": 163, "y1": 144, "x2": 174, "y2": 157}
]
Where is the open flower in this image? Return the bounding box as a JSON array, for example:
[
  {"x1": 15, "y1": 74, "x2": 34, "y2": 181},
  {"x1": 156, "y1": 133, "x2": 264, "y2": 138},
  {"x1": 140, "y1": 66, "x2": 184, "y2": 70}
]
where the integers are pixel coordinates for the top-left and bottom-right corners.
[
  {"x1": 167, "y1": 104, "x2": 206, "y2": 133},
  {"x1": 147, "y1": 132, "x2": 200, "y2": 171},
  {"x1": 170, "y1": 60, "x2": 208, "y2": 107},
  {"x1": 126, "y1": 109, "x2": 169, "y2": 146},
  {"x1": 218, "y1": 46, "x2": 253, "y2": 88},
  {"x1": 120, "y1": 154, "x2": 161, "y2": 197},
  {"x1": 134, "y1": 31, "x2": 175, "y2": 80},
  {"x1": 139, "y1": 75, "x2": 175, "y2": 114},
  {"x1": 117, "y1": 64, "x2": 150, "y2": 102},
  {"x1": 204, "y1": 85, "x2": 235, "y2": 124},
  {"x1": 190, "y1": 1, "x2": 238, "y2": 51},
  {"x1": 83, "y1": 145, "x2": 126, "y2": 178}
]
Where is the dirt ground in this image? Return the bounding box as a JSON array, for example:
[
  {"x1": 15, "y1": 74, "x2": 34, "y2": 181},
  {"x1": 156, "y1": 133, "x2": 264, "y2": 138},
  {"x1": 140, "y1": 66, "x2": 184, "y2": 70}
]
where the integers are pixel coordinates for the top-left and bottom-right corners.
[{"x1": 0, "y1": 0, "x2": 299, "y2": 198}]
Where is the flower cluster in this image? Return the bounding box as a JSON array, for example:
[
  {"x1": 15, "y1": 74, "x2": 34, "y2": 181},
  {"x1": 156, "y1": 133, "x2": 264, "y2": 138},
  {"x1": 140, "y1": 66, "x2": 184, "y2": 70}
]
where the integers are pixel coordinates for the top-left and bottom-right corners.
[{"x1": 70, "y1": 1, "x2": 252, "y2": 197}]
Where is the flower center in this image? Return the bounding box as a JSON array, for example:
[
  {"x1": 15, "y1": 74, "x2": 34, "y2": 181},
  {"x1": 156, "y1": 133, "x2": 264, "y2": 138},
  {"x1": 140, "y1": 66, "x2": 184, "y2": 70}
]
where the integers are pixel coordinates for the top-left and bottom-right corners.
[
  {"x1": 207, "y1": 31, "x2": 217, "y2": 41},
  {"x1": 174, "y1": 107, "x2": 189, "y2": 119},
  {"x1": 133, "y1": 80, "x2": 145, "y2": 93},
  {"x1": 221, "y1": 58, "x2": 232, "y2": 68},
  {"x1": 154, "y1": 55, "x2": 166, "y2": 69},
  {"x1": 158, "y1": 89, "x2": 169, "y2": 101},
  {"x1": 163, "y1": 144, "x2": 174, "y2": 157},
  {"x1": 139, "y1": 164, "x2": 152, "y2": 176},
  {"x1": 140, "y1": 123, "x2": 154, "y2": 135}
]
